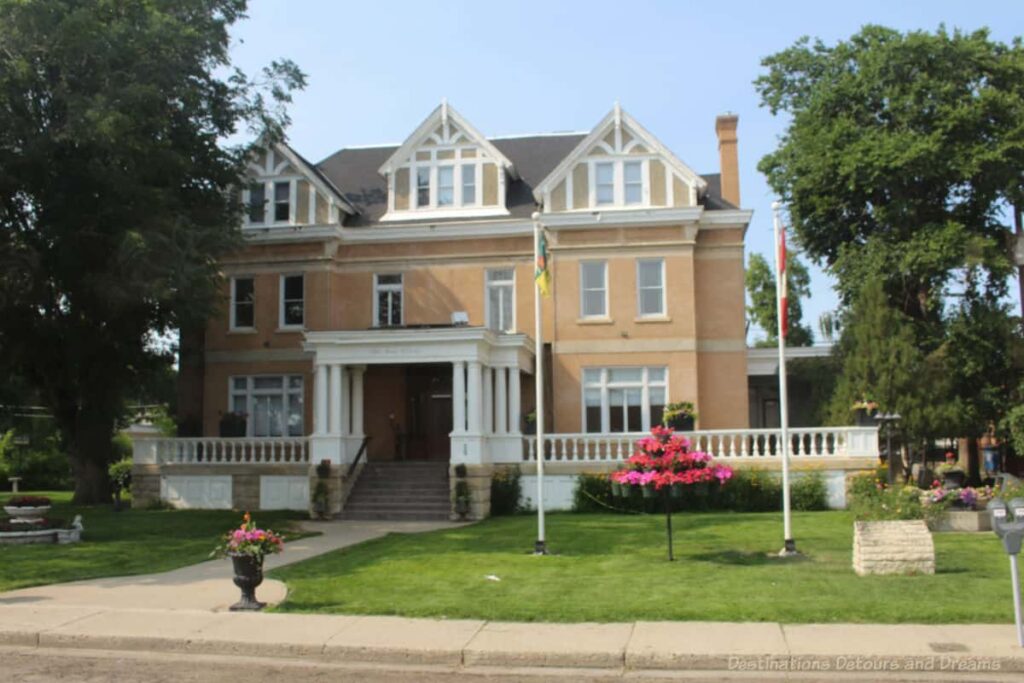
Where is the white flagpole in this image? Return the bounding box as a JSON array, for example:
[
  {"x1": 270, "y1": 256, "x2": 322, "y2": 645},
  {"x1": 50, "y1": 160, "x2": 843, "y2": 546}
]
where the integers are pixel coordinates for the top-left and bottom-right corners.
[
  {"x1": 772, "y1": 201, "x2": 796, "y2": 556},
  {"x1": 532, "y1": 213, "x2": 547, "y2": 555}
]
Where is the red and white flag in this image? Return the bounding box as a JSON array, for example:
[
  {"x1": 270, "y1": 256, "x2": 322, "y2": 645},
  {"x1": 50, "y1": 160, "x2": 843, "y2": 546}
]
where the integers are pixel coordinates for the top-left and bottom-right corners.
[{"x1": 778, "y1": 227, "x2": 788, "y2": 339}]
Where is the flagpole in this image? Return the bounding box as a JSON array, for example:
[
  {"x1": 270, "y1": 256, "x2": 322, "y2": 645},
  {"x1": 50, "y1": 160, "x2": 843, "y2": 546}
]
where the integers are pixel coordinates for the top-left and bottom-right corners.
[
  {"x1": 532, "y1": 212, "x2": 547, "y2": 555},
  {"x1": 772, "y1": 201, "x2": 797, "y2": 556}
]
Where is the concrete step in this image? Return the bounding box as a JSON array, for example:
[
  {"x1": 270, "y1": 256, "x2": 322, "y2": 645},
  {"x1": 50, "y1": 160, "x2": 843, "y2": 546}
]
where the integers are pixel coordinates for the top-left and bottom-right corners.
[
  {"x1": 346, "y1": 494, "x2": 451, "y2": 504},
  {"x1": 338, "y1": 510, "x2": 450, "y2": 521},
  {"x1": 343, "y1": 502, "x2": 450, "y2": 513}
]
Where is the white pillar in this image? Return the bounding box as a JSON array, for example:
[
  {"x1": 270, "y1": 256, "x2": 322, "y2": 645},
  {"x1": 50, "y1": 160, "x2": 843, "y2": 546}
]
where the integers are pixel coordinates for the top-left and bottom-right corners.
[
  {"x1": 452, "y1": 361, "x2": 466, "y2": 434},
  {"x1": 315, "y1": 364, "x2": 328, "y2": 435},
  {"x1": 467, "y1": 361, "x2": 482, "y2": 435},
  {"x1": 340, "y1": 366, "x2": 351, "y2": 435},
  {"x1": 328, "y1": 364, "x2": 343, "y2": 435},
  {"x1": 351, "y1": 366, "x2": 365, "y2": 437},
  {"x1": 483, "y1": 366, "x2": 494, "y2": 434},
  {"x1": 495, "y1": 367, "x2": 508, "y2": 434},
  {"x1": 508, "y1": 368, "x2": 521, "y2": 434}
]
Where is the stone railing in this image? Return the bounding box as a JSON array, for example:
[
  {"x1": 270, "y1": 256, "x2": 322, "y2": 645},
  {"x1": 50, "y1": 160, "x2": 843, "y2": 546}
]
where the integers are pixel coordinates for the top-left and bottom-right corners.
[
  {"x1": 523, "y1": 427, "x2": 878, "y2": 462},
  {"x1": 133, "y1": 437, "x2": 310, "y2": 466}
]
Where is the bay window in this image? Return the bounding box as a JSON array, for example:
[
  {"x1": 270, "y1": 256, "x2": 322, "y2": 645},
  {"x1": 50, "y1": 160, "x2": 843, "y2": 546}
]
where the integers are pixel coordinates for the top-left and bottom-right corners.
[
  {"x1": 583, "y1": 367, "x2": 667, "y2": 433},
  {"x1": 230, "y1": 375, "x2": 304, "y2": 437}
]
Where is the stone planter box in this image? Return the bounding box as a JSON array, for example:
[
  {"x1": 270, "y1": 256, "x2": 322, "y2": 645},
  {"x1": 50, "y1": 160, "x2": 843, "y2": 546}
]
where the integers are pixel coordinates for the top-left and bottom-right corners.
[
  {"x1": 3, "y1": 505, "x2": 51, "y2": 524},
  {"x1": 852, "y1": 520, "x2": 935, "y2": 576},
  {"x1": 927, "y1": 510, "x2": 991, "y2": 533}
]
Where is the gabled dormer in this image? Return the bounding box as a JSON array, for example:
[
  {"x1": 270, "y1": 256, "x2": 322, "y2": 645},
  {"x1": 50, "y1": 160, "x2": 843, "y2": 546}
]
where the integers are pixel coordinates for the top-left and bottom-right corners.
[
  {"x1": 378, "y1": 101, "x2": 517, "y2": 221},
  {"x1": 242, "y1": 142, "x2": 356, "y2": 229},
  {"x1": 533, "y1": 104, "x2": 707, "y2": 213}
]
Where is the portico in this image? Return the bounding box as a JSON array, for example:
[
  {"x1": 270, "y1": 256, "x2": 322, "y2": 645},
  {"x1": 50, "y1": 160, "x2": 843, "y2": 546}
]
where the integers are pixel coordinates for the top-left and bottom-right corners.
[{"x1": 303, "y1": 327, "x2": 535, "y2": 466}]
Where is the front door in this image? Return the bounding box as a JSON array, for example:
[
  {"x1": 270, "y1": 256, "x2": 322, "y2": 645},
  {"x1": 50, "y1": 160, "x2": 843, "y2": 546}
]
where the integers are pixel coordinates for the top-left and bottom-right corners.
[{"x1": 405, "y1": 365, "x2": 452, "y2": 461}]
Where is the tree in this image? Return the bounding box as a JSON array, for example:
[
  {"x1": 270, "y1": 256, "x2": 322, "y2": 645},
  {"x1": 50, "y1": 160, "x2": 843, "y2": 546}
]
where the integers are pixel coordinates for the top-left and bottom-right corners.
[
  {"x1": 0, "y1": 0, "x2": 305, "y2": 502},
  {"x1": 745, "y1": 251, "x2": 814, "y2": 347},
  {"x1": 756, "y1": 26, "x2": 1024, "y2": 321}
]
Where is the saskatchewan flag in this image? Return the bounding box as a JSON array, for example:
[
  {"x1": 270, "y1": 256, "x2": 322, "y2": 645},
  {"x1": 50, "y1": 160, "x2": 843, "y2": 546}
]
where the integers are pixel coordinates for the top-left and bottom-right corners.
[{"x1": 535, "y1": 229, "x2": 551, "y2": 296}]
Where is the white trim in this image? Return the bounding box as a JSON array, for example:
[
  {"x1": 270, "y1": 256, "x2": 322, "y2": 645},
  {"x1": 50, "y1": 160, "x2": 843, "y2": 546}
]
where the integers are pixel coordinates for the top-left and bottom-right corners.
[
  {"x1": 278, "y1": 273, "x2": 305, "y2": 330},
  {"x1": 242, "y1": 225, "x2": 345, "y2": 244},
  {"x1": 372, "y1": 272, "x2": 404, "y2": 327},
  {"x1": 229, "y1": 276, "x2": 255, "y2": 331},
  {"x1": 635, "y1": 257, "x2": 666, "y2": 318},
  {"x1": 270, "y1": 142, "x2": 357, "y2": 216},
  {"x1": 579, "y1": 260, "x2": 608, "y2": 319}
]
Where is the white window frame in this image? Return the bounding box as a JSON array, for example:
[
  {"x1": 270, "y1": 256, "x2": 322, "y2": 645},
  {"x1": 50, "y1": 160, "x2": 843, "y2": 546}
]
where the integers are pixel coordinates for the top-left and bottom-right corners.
[
  {"x1": 230, "y1": 276, "x2": 255, "y2": 331},
  {"x1": 581, "y1": 367, "x2": 668, "y2": 434},
  {"x1": 586, "y1": 159, "x2": 650, "y2": 209},
  {"x1": 623, "y1": 161, "x2": 643, "y2": 205},
  {"x1": 389, "y1": 145, "x2": 503, "y2": 219},
  {"x1": 594, "y1": 162, "x2": 615, "y2": 206},
  {"x1": 373, "y1": 273, "x2": 404, "y2": 327},
  {"x1": 485, "y1": 267, "x2": 516, "y2": 333},
  {"x1": 415, "y1": 166, "x2": 431, "y2": 208},
  {"x1": 243, "y1": 178, "x2": 298, "y2": 227},
  {"x1": 229, "y1": 375, "x2": 305, "y2": 437},
  {"x1": 244, "y1": 182, "x2": 267, "y2": 225},
  {"x1": 579, "y1": 260, "x2": 609, "y2": 319},
  {"x1": 279, "y1": 273, "x2": 304, "y2": 330},
  {"x1": 461, "y1": 163, "x2": 477, "y2": 206},
  {"x1": 636, "y1": 258, "x2": 666, "y2": 318}
]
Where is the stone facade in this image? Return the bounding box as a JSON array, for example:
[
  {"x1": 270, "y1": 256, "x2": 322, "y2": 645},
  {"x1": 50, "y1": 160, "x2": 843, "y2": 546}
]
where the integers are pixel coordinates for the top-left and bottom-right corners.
[
  {"x1": 852, "y1": 520, "x2": 935, "y2": 576},
  {"x1": 450, "y1": 463, "x2": 493, "y2": 521}
]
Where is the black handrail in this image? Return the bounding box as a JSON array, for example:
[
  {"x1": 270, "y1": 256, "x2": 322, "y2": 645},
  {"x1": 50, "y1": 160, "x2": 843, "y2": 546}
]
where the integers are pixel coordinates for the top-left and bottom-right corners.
[{"x1": 346, "y1": 436, "x2": 371, "y2": 479}]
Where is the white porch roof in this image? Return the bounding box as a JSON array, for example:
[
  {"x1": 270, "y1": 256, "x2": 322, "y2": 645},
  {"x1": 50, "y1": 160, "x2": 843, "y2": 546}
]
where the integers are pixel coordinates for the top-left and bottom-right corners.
[{"x1": 303, "y1": 326, "x2": 535, "y2": 372}]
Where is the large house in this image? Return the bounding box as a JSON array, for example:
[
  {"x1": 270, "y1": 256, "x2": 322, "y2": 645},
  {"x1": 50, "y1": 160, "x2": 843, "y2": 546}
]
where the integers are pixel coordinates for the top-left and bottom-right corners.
[{"x1": 132, "y1": 102, "x2": 877, "y2": 517}]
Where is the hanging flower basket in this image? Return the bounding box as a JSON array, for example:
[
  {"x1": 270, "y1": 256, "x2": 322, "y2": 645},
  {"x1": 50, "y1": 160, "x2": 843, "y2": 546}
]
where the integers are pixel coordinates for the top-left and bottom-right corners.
[
  {"x1": 610, "y1": 481, "x2": 623, "y2": 498},
  {"x1": 670, "y1": 483, "x2": 684, "y2": 499}
]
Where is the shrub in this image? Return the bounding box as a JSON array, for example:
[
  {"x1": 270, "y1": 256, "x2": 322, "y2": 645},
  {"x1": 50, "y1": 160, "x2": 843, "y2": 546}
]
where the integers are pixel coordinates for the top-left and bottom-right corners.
[
  {"x1": 791, "y1": 472, "x2": 828, "y2": 511},
  {"x1": 108, "y1": 458, "x2": 133, "y2": 494},
  {"x1": 847, "y1": 471, "x2": 922, "y2": 521},
  {"x1": 572, "y1": 473, "x2": 615, "y2": 512},
  {"x1": 111, "y1": 432, "x2": 133, "y2": 461},
  {"x1": 490, "y1": 466, "x2": 522, "y2": 515}
]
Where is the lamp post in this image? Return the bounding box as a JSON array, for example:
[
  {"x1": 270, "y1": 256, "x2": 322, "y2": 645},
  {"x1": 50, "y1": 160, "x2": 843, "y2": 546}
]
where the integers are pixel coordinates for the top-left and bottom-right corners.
[{"x1": 875, "y1": 412, "x2": 901, "y2": 485}]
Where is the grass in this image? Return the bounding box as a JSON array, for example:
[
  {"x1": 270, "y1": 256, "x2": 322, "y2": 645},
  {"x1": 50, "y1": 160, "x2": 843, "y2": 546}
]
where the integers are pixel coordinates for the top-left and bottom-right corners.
[
  {"x1": 271, "y1": 511, "x2": 1012, "y2": 623},
  {"x1": 0, "y1": 491, "x2": 308, "y2": 593}
]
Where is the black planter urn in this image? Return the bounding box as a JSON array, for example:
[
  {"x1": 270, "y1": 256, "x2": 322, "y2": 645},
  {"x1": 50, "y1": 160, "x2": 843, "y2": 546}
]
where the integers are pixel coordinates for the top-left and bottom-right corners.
[
  {"x1": 229, "y1": 554, "x2": 266, "y2": 611},
  {"x1": 666, "y1": 415, "x2": 695, "y2": 431}
]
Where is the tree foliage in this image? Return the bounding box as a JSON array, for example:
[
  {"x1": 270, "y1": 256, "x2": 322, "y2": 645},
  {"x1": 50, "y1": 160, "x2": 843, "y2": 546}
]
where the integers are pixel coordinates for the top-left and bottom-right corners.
[
  {"x1": 756, "y1": 26, "x2": 1024, "y2": 320},
  {"x1": 0, "y1": 0, "x2": 305, "y2": 502},
  {"x1": 745, "y1": 250, "x2": 814, "y2": 347}
]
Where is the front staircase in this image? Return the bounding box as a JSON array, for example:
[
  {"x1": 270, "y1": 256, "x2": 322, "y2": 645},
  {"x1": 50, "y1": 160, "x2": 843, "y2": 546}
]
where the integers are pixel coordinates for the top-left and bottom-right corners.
[{"x1": 339, "y1": 461, "x2": 451, "y2": 521}]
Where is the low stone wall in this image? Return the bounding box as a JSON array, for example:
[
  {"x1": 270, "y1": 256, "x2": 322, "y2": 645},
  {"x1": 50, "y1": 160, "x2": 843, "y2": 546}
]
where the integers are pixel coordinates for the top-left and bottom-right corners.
[
  {"x1": 853, "y1": 520, "x2": 935, "y2": 576},
  {"x1": 131, "y1": 463, "x2": 316, "y2": 512},
  {"x1": 927, "y1": 510, "x2": 991, "y2": 533}
]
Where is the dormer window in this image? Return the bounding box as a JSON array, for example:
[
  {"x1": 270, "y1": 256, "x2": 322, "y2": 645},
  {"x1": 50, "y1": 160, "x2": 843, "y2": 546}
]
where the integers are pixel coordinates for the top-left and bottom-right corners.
[
  {"x1": 596, "y1": 163, "x2": 614, "y2": 205},
  {"x1": 624, "y1": 161, "x2": 643, "y2": 205},
  {"x1": 273, "y1": 181, "x2": 291, "y2": 222},
  {"x1": 416, "y1": 167, "x2": 430, "y2": 207},
  {"x1": 247, "y1": 184, "x2": 265, "y2": 223},
  {"x1": 461, "y1": 164, "x2": 476, "y2": 204},
  {"x1": 438, "y1": 166, "x2": 454, "y2": 206},
  {"x1": 408, "y1": 150, "x2": 480, "y2": 211},
  {"x1": 590, "y1": 160, "x2": 647, "y2": 207}
]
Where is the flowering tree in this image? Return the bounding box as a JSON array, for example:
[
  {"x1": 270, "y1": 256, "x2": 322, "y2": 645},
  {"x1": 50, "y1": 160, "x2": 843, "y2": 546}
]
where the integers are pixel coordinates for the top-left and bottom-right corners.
[{"x1": 611, "y1": 427, "x2": 733, "y2": 560}]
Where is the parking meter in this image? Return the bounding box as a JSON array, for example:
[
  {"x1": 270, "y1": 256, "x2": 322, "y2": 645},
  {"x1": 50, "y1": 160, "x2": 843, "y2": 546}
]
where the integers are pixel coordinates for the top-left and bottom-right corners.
[{"x1": 988, "y1": 499, "x2": 1024, "y2": 646}]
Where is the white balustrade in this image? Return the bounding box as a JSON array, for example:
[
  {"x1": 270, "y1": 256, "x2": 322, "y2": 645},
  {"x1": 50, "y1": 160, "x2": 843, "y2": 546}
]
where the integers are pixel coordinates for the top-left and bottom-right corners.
[
  {"x1": 147, "y1": 437, "x2": 310, "y2": 465},
  {"x1": 523, "y1": 427, "x2": 878, "y2": 462}
]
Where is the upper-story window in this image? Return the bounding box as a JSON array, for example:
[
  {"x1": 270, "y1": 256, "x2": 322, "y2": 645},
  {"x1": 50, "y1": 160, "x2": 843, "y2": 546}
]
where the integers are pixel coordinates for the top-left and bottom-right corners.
[
  {"x1": 461, "y1": 164, "x2": 476, "y2": 204},
  {"x1": 637, "y1": 258, "x2": 665, "y2": 317},
  {"x1": 230, "y1": 277, "x2": 255, "y2": 330},
  {"x1": 438, "y1": 166, "x2": 455, "y2": 206},
  {"x1": 595, "y1": 163, "x2": 614, "y2": 205},
  {"x1": 624, "y1": 162, "x2": 643, "y2": 205},
  {"x1": 273, "y1": 181, "x2": 291, "y2": 222},
  {"x1": 280, "y1": 274, "x2": 304, "y2": 328},
  {"x1": 244, "y1": 179, "x2": 294, "y2": 225},
  {"x1": 590, "y1": 160, "x2": 647, "y2": 207},
  {"x1": 247, "y1": 184, "x2": 265, "y2": 223},
  {"x1": 374, "y1": 273, "x2": 403, "y2": 327},
  {"x1": 580, "y1": 261, "x2": 608, "y2": 318},
  {"x1": 486, "y1": 268, "x2": 515, "y2": 333},
  {"x1": 409, "y1": 148, "x2": 479, "y2": 211},
  {"x1": 416, "y1": 167, "x2": 430, "y2": 207}
]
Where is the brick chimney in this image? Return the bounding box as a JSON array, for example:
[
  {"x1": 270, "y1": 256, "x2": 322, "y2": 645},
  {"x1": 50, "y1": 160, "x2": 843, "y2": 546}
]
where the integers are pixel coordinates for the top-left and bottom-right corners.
[{"x1": 715, "y1": 114, "x2": 740, "y2": 207}]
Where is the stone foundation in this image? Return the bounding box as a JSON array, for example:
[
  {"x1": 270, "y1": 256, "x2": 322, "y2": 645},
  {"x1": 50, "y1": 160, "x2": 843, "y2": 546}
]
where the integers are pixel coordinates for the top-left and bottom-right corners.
[
  {"x1": 927, "y1": 510, "x2": 991, "y2": 533},
  {"x1": 450, "y1": 463, "x2": 493, "y2": 520},
  {"x1": 853, "y1": 520, "x2": 935, "y2": 576}
]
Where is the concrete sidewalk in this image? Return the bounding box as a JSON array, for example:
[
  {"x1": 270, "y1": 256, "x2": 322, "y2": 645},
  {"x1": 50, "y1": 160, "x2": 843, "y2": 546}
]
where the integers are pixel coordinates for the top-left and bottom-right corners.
[
  {"x1": 0, "y1": 605, "x2": 1021, "y2": 677},
  {"x1": 0, "y1": 519, "x2": 460, "y2": 611}
]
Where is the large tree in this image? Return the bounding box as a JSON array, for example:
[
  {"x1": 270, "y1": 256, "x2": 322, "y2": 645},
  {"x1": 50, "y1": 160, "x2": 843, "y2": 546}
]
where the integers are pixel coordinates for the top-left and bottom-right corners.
[
  {"x1": 0, "y1": 0, "x2": 305, "y2": 502},
  {"x1": 756, "y1": 26, "x2": 1024, "y2": 320},
  {"x1": 745, "y1": 250, "x2": 814, "y2": 347}
]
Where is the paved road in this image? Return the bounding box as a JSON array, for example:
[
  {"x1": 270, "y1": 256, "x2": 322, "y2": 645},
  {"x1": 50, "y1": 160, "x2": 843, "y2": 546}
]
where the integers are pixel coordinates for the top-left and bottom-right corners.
[{"x1": 1, "y1": 647, "x2": 1016, "y2": 683}]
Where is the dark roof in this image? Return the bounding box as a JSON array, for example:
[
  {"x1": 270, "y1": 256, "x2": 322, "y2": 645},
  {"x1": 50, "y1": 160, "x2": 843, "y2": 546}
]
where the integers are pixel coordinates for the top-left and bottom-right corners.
[{"x1": 315, "y1": 134, "x2": 731, "y2": 226}]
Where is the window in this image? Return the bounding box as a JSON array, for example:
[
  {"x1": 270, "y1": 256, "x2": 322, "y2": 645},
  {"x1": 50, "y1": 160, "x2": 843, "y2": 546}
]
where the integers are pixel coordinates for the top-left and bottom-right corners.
[
  {"x1": 247, "y1": 183, "x2": 265, "y2": 223},
  {"x1": 486, "y1": 268, "x2": 514, "y2": 333},
  {"x1": 231, "y1": 277, "x2": 255, "y2": 329},
  {"x1": 374, "y1": 273, "x2": 403, "y2": 327},
  {"x1": 273, "y1": 181, "x2": 290, "y2": 222},
  {"x1": 624, "y1": 161, "x2": 643, "y2": 205},
  {"x1": 583, "y1": 367, "x2": 667, "y2": 434},
  {"x1": 461, "y1": 164, "x2": 476, "y2": 204},
  {"x1": 416, "y1": 167, "x2": 430, "y2": 207},
  {"x1": 637, "y1": 258, "x2": 665, "y2": 317},
  {"x1": 437, "y1": 166, "x2": 454, "y2": 206},
  {"x1": 230, "y1": 375, "x2": 304, "y2": 437},
  {"x1": 280, "y1": 275, "x2": 304, "y2": 328},
  {"x1": 580, "y1": 261, "x2": 607, "y2": 318},
  {"x1": 595, "y1": 162, "x2": 614, "y2": 205}
]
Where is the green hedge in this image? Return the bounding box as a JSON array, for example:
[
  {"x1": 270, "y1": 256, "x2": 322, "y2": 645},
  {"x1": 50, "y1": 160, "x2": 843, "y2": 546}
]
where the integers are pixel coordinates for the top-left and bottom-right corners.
[
  {"x1": 572, "y1": 469, "x2": 829, "y2": 513},
  {"x1": 490, "y1": 466, "x2": 523, "y2": 516}
]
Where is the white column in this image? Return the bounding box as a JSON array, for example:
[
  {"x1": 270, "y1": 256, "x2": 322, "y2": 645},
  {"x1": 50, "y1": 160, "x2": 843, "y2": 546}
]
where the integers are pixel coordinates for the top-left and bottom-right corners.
[
  {"x1": 351, "y1": 366, "x2": 365, "y2": 437},
  {"x1": 340, "y1": 366, "x2": 351, "y2": 435},
  {"x1": 328, "y1": 364, "x2": 343, "y2": 435},
  {"x1": 508, "y1": 368, "x2": 522, "y2": 434},
  {"x1": 452, "y1": 361, "x2": 466, "y2": 434},
  {"x1": 495, "y1": 367, "x2": 508, "y2": 434},
  {"x1": 315, "y1": 364, "x2": 328, "y2": 435},
  {"x1": 467, "y1": 361, "x2": 482, "y2": 435},
  {"x1": 482, "y1": 366, "x2": 494, "y2": 434}
]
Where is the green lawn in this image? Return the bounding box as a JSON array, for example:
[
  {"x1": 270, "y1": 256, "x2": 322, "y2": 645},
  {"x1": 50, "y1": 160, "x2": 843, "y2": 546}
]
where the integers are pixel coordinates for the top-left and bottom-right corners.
[
  {"x1": 0, "y1": 491, "x2": 307, "y2": 593},
  {"x1": 272, "y1": 511, "x2": 1012, "y2": 623}
]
